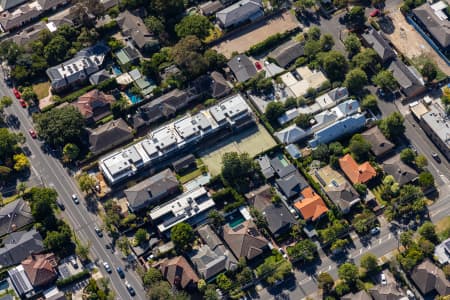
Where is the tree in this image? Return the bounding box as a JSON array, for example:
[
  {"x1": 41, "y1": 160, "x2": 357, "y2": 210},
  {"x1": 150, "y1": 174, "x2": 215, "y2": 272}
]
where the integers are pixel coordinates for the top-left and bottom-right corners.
[
  {"x1": 221, "y1": 152, "x2": 259, "y2": 192},
  {"x1": 13, "y1": 153, "x2": 29, "y2": 171},
  {"x1": 204, "y1": 285, "x2": 219, "y2": 300},
  {"x1": 171, "y1": 35, "x2": 208, "y2": 77},
  {"x1": 344, "y1": 34, "x2": 361, "y2": 57},
  {"x1": 250, "y1": 207, "x2": 268, "y2": 229},
  {"x1": 372, "y1": 70, "x2": 398, "y2": 91},
  {"x1": 204, "y1": 49, "x2": 226, "y2": 71},
  {"x1": 418, "y1": 221, "x2": 438, "y2": 244},
  {"x1": 400, "y1": 148, "x2": 416, "y2": 165},
  {"x1": 400, "y1": 230, "x2": 413, "y2": 248},
  {"x1": 293, "y1": 0, "x2": 316, "y2": 12},
  {"x1": 379, "y1": 112, "x2": 405, "y2": 140},
  {"x1": 415, "y1": 154, "x2": 428, "y2": 169},
  {"x1": 418, "y1": 172, "x2": 434, "y2": 189},
  {"x1": 443, "y1": 265, "x2": 450, "y2": 280},
  {"x1": 76, "y1": 240, "x2": 91, "y2": 261},
  {"x1": 208, "y1": 210, "x2": 225, "y2": 229},
  {"x1": 171, "y1": 222, "x2": 194, "y2": 251},
  {"x1": 142, "y1": 267, "x2": 163, "y2": 288},
  {"x1": 77, "y1": 172, "x2": 96, "y2": 194},
  {"x1": 216, "y1": 273, "x2": 232, "y2": 292},
  {"x1": 351, "y1": 48, "x2": 379, "y2": 73},
  {"x1": 0, "y1": 96, "x2": 12, "y2": 112},
  {"x1": 256, "y1": 253, "x2": 292, "y2": 285},
  {"x1": 294, "y1": 114, "x2": 312, "y2": 129},
  {"x1": 338, "y1": 262, "x2": 358, "y2": 286},
  {"x1": 360, "y1": 253, "x2": 379, "y2": 273},
  {"x1": 320, "y1": 34, "x2": 334, "y2": 51},
  {"x1": 17, "y1": 181, "x2": 27, "y2": 195},
  {"x1": 329, "y1": 141, "x2": 344, "y2": 156},
  {"x1": 63, "y1": 143, "x2": 80, "y2": 162},
  {"x1": 353, "y1": 183, "x2": 368, "y2": 196},
  {"x1": 236, "y1": 267, "x2": 254, "y2": 286},
  {"x1": 346, "y1": 6, "x2": 366, "y2": 30},
  {"x1": 20, "y1": 87, "x2": 37, "y2": 103},
  {"x1": 312, "y1": 144, "x2": 329, "y2": 162},
  {"x1": 0, "y1": 128, "x2": 22, "y2": 160},
  {"x1": 134, "y1": 228, "x2": 148, "y2": 245},
  {"x1": 421, "y1": 61, "x2": 437, "y2": 82},
  {"x1": 304, "y1": 40, "x2": 322, "y2": 61},
  {"x1": 320, "y1": 51, "x2": 349, "y2": 82},
  {"x1": 344, "y1": 68, "x2": 367, "y2": 94},
  {"x1": 318, "y1": 272, "x2": 334, "y2": 294},
  {"x1": 116, "y1": 236, "x2": 130, "y2": 256},
  {"x1": 348, "y1": 134, "x2": 371, "y2": 162},
  {"x1": 265, "y1": 101, "x2": 285, "y2": 124},
  {"x1": 34, "y1": 106, "x2": 84, "y2": 146},
  {"x1": 148, "y1": 0, "x2": 185, "y2": 21},
  {"x1": 175, "y1": 15, "x2": 213, "y2": 39},
  {"x1": 361, "y1": 94, "x2": 378, "y2": 112},
  {"x1": 44, "y1": 223, "x2": 73, "y2": 256},
  {"x1": 44, "y1": 35, "x2": 70, "y2": 65},
  {"x1": 144, "y1": 16, "x2": 165, "y2": 36},
  {"x1": 287, "y1": 239, "x2": 317, "y2": 263}
]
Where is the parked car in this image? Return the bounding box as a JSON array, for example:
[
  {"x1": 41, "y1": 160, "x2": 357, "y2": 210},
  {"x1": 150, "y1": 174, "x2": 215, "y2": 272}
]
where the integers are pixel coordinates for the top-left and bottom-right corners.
[
  {"x1": 370, "y1": 227, "x2": 380, "y2": 235},
  {"x1": 125, "y1": 282, "x2": 135, "y2": 296},
  {"x1": 12, "y1": 88, "x2": 20, "y2": 99},
  {"x1": 381, "y1": 273, "x2": 387, "y2": 285},
  {"x1": 94, "y1": 226, "x2": 103, "y2": 237},
  {"x1": 370, "y1": 9, "x2": 380, "y2": 17},
  {"x1": 72, "y1": 194, "x2": 80, "y2": 204},
  {"x1": 278, "y1": 248, "x2": 288, "y2": 259},
  {"x1": 406, "y1": 290, "x2": 415, "y2": 299},
  {"x1": 19, "y1": 99, "x2": 26, "y2": 108},
  {"x1": 117, "y1": 267, "x2": 125, "y2": 279},
  {"x1": 103, "y1": 262, "x2": 111, "y2": 273},
  {"x1": 70, "y1": 256, "x2": 78, "y2": 269},
  {"x1": 56, "y1": 201, "x2": 65, "y2": 210},
  {"x1": 28, "y1": 128, "x2": 37, "y2": 139},
  {"x1": 255, "y1": 61, "x2": 263, "y2": 71},
  {"x1": 432, "y1": 153, "x2": 441, "y2": 163}
]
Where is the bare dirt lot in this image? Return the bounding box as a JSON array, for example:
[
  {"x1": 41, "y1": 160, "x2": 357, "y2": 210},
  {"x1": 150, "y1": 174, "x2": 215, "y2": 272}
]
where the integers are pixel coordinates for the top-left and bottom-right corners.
[
  {"x1": 213, "y1": 12, "x2": 301, "y2": 58},
  {"x1": 382, "y1": 10, "x2": 450, "y2": 75},
  {"x1": 200, "y1": 123, "x2": 276, "y2": 175}
]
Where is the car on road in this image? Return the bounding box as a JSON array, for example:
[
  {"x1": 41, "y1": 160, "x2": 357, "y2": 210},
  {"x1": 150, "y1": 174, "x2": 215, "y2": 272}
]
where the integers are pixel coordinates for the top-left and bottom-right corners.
[
  {"x1": 12, "y1": 88, "x2": 20, "y2": 99},
  {"x1": 19, "y1": 99, "x2": 26, "y2": 108},
  {"x1": 94, "y1": 226, "x2": 103, "y2": 237},
  {"x1": 71, "y1": 194, "x2": 80, "y2": 204},
  {"x1": 103, "y1": 262, "x2": 111, "y2": 273},
  {"x1": 370, "y1": 226, "x2": 380, "y2": 235},
  {"x1": 56, "y1": 201, "x2": 65, "y2": 210},
  {"x1": 409, "y1": 144, "x2": 418, "y2": 154},
  {"x1": 125, "y1": 281, "x2": 135, "y2": 296},
  {"x1": 117, "y1": 266, "x2": 125, "y2": 278},
  {"x1": 370, "y1": 9, "x2": 380, "y2": 17},
  {"x1": 381, "y1": 273, "x2": 387, "y2": 285},
  {"x1": 432, "y1": 153, "x2": 441, "y2": 163},
  {"x1": 28, "y1": 128, "x2": 37, "y2": 139}
]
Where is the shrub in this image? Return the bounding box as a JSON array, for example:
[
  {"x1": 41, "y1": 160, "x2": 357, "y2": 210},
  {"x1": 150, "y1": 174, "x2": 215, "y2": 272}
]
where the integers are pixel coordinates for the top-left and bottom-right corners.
[
  {"x1": 56, "y1": 269, "x2": 90, "y2": 287},
  {"x1": 247, "y1": 32, "x2": 293, "y2": 56}
]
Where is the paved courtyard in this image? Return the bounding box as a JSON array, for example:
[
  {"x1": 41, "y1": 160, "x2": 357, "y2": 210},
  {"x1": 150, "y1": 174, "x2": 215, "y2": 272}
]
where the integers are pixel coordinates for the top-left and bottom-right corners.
[
  {"x1": 213, "y1": 12, "x2": 301, "y2": 58},
  {"x1": 200, "y1": 123, "x2": 276, "y2": 175}
]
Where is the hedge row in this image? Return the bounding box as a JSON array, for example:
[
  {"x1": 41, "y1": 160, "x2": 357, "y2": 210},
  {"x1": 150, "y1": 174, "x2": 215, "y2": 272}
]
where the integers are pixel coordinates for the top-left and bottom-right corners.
[
  {"x1": 246, "y1": 31, "x2": 294, "y2": 56},
  {"x1": 56, "y1": 269, "x2": 90, "y2": 288}
]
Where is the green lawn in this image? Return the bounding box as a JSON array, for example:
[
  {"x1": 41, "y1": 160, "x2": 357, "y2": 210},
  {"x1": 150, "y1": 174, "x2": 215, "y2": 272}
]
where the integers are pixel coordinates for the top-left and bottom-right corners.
[
  {"x1": 371, "y1": 185, "x2": 387, "y2": 206},
  {"x1": 179, "y1": 168, "x2": 204, "y2": 184},
  {"x1": 435, "y1": 216, "x2": 450, "y2": 241},
  {"x1": 32, "y1": 81, "x2": 50, "y2": 99}
]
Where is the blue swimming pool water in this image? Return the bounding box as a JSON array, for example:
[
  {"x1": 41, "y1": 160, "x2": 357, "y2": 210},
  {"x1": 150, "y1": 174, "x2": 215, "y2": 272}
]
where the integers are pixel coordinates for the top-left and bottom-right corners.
[
  {"x1": 112, "y1": 65, "x2": 122, "y2": 75},
  {"x1": 226, "y1": 211, "x2": 245, "y2": 228},
  {"x1": 125, "y1": 89, "x2": 142, "y2": 104},
  {"x1": 0, "y1": 280, "x2": 9, "y2": 290}
]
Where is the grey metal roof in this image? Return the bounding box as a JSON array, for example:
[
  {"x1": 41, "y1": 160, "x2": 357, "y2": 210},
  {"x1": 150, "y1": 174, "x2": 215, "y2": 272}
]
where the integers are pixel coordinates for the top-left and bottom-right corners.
[
  {"x1": 388, "y1": 58, "x2": 424, "y2": 96},
  {"x1": 0, "y1": 229, "x2": 44, "y2": 268},
  {"x1": 276, "y1": 170, "x2": 308, "y2": 198},
  {"x1": 269, "y1": 40, "x2": 305, "y2": 68},
  {"x1": 88, "y1": 118, "x2": 133, "y2": 155},
  {"x1": 361, "y1": 27, "x2": 396, "y2": 62},
  {"x1": 216, "y1": 0, "x2": 263, "y2": 28},
  {"x1": 413, "y1": 3, "x2": 450, "y2": 48},
  {"x1": 0, "y1": 198, "x2": 33, "y2": 237},
  {"x1": 227, "y1": 55, "x2": 257, "y2": 82},
  {"x1": 382, "y1": 154, "x2": 418, "y2": 186}
]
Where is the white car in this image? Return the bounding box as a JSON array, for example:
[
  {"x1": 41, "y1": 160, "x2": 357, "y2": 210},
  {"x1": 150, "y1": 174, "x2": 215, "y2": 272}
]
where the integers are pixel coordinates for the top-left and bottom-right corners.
[
  {"x1": 371, "y1": 227, "x2": 380, "y2": 235},
  {"x1": 103, "y1": 262, "x2": 111, "y2": 273},
  {"x1": 278, "y1": 248, "x2": 288, "y2": 259},
  {"x1": 72, "y1": 194, "x2": 79, "y2": 204},
  {"x1": 381, "y1": 273, "x2": 387, "y2": 285},
  {"x1": 406, "y1": 290, "x2": 415, "y2": 299}
]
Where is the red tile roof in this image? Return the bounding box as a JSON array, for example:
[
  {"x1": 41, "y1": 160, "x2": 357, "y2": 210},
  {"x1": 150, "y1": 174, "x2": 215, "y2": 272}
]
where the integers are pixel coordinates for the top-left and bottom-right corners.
[
  {"x1": 159, "y1": 256, "x2": 199, "y2": 289},
  {"x1": 22, "y1": 253, "x2": 57, "y2": 287},
  {"x1": 72, "y1": 89, "x2": 114, "y2": 120},
  {"x1": 294, "y1": 187, "x2": 328, "y2": 221},
  {"x1": 338, "y1": 154, "x2": 377, "y2": 184}
]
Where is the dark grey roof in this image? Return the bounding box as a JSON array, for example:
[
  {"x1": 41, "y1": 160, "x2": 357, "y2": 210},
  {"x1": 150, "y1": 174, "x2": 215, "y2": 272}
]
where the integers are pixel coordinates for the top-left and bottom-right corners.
[
  {"x1": 0, "y1": 229, "x2": 44, "y2": 267},
  {"x1": 326, "y1": 182, "x2": 360, "y2": 212},
  {"x1": 388, "y1": 58, "x2": 425, "y2": 97},
  {"x1": 382, "y1": 154, "x2": 418, "y2": 186},
  {"x1": 117, "y1": 10, "x2": 159, "y2": 49},
  {"x1": 199, "y1": 0, "x2": 224, "y2": 16},
  {"x1": 361, "y1": 27, "x2": 396, "y2": 62},
  {"x1": 361, "y1": 126, "x2": 395, "y2": 157},
  {"x1": 0, "y1": 198, "x2": 33, "y2": 237},
  {"x1": 413, "y1": 3, "x2": 450, "y2": 48},
  {"x1": 124, "y1": 169, "x2": 179, "y2": 211},
  {"x1": 411, "y1": 259, "x2": 450, "y2": 296},
  {"x1": 227, "y1": 55, "x2": 257, "y2": 82},
  {"x1": 88, "y1": 118, "x2": 133, "y2": 155},
  {"x1": 341, "y1": 290, "x2": 372, "y2": 300},
  {"x1": 270, "y1": 157, "x2": 297, "y2": 178},
  {"x1": 89, "y1": 69, "x2": 113, "y2": 85},
  {"x1": 210, "y1": 71, "x2": 231, "y2": 99},
  {"x1": 269, "y1": 40, "x2": 305, "y2": 68},
  {"x1": 172, "y1": 154, "x2": 196, "y2": 172},
  {"x1": 276, "y1": 170, "x2": 308, "y2": 199},
  {"x1": 369, "y1": 283, "x2": 405, "y2": 300}
]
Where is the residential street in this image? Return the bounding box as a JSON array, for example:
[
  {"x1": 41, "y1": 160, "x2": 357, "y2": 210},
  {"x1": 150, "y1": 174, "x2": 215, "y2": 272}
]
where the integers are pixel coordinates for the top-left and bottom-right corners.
[{"x1": 0, "y1": 80, "x2": 146, "y2": 300}]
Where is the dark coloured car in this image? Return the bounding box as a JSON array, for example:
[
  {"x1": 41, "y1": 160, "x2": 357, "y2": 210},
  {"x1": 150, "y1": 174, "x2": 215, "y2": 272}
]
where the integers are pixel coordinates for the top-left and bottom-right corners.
[
  {"x1": 56, "y1": 201, "x2": 65, "y2": 210},
  {"x1": 117, "y1": 267, "x2": 125, "y2": 279},
  {"x1": 432, "y1": 153, "x2": 441, "y2": 163},
  {"x1": 125, "y1": 282, "x2": 135, "y2": 296},
  {"x1": 94, "y1": 226, "x2": 103, "y2": 237}
]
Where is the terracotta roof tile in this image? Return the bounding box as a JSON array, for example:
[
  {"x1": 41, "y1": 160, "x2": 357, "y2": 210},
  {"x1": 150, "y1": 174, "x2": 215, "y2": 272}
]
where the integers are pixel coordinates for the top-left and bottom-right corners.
[
  {"x1": 294, "y1": 187, "x2": 328, "y2": 221},
  {"x1": 339, "y1": 154, "x2": 376, "y2": 184}
]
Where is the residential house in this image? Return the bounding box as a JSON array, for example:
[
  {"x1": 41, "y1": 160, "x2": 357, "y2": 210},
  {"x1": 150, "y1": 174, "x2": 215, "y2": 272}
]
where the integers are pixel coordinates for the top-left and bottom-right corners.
[
  {"x1": 88, "y1": 118, "x2": 133, "y2": 155},
  {"x1": 270, "y1": 156, "x2": 298, "y2": 178},
  {"x1": 172, "y1": 154, "x2": 196, "y2": 173},
  {"x1": 191, "y1": 225, "x2": 238, "y2": 281},
  {"x1": 72, "y1": 89, "x2": 115, "y2": 124},
  {"x1": 339, "y1": 154, "x2": 377, "y2": 185},
  {"x1": 419, "y1": 102, "x2": 450, "y2": 161},
  {"x1": 11, "y1": 17, "x2": 73, "y2": 46},
  {"x1": 435, "y1": 238, "x2": 450, "y2": 264},
  {"x1": 294, "y1": 187, "x2": 328, "y2": 221},
  {"x1": 0, "y1": 0, "x2": 27, "y2": 11},
  {"x1": 275, "y1": 125, "x2": 311, "y2": 145},
  {"x1": 281, "y1": 66, "x2": 328, "y2": 98},
  {"x1": 199, "y1": 0, "x2": 224, "y2": 16},
  {"x1": 37, "y1": 0, "x2": 67, "y2": 11},
  {"x1": 46, "y1": 44, "x2": 109, "y2": 92},
  {"x1": 89, "y1": 69, "x2": 114, "y2": 86},
  {"x1": 276, "y1": 170, "x2": 309, "y2": 200},
  {"x1": 0, "y1": 198, "x2": 33, "y2": 237},
  {"x1": 388, "y1": 58, "x2": 425, "y2": 98},
  {"x1": 413, "y1": 2, "x2": 450, "y2": 52},
  {"x1": 382, "y1": 154, "x2": 418, "y2": 186},
  {"x1": 361, "y1": 27, "x2": 396, "y2": 62},
  {"x1": 116, "y1": 10, "x2": 159, "y2": 51},
  {"x1": 246, "y1": 185, "x2": 297, "y2": 238},
  {"x1": 361, "y1": 126, "x2": 395, "y2": 158},
  {"x1": 309, "y1": 113, "x2": 366, "y2": 148},
  {"x1": 341, "y1": 290, "x2": 372, "y2": 300},
  {"x1": 286, "y1": 144, "x2": 301, "y2": 159},
  {"x1": 315, "y1": 165, "x2": 360, "y2": 213},
  {"x1": 100, "y1": 0, "x2": 119, "y2": 10},
  {"x1": 209, "y1": 71, "x2": 232, "y2": 99},
  {"x1": 8, "y1": 265, "x2": 34, "y2": 298},
  {"x1": 411, "y1": 259, "x2": 450, "y2": 296},
  {"x1": 256, "y1": 155, "x2": 275, "y2": 180},
  {"x1": 115, "y1": 45, "x2": 141, "y2": 65},
  {"x1": 227, "y1": 54, "x2": 257, "y2": 83},
  {"x1": 159, "y1": 256, "x2": 199, "y2": 289},
  {"x1": 222, "y1": 220, "x2": 268, "y2": 260},
  {"x1": 0, "y1": 229, "x2": 44, "y2": 267},
  {"x1": 216, "y1": 0, "x2": 263, "y2": 29},
  {"x1": 125, "y1": 168, "x2": 180, "y2": 212},
  {"x1": 268, "y1": 40, "x2": 305, "y2": 68},
  {"x1": 369, "y1": 283, "x2": 405, "y2": 300},
  {"x1": 149, "y1": 187, "x2": 215, "y2": 235},
  {"x1": 22, "y1": 253, "x2": 57, "y2": 287},
  {"x1": 314, "y1": 87, "x2": 349, "y2": 110}
]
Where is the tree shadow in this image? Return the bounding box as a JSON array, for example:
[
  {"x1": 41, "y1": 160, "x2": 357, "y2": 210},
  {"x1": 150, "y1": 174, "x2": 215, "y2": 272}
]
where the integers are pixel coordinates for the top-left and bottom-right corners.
[{"x1": 378, "y1": 15, "x2": 395, "y2": 35}]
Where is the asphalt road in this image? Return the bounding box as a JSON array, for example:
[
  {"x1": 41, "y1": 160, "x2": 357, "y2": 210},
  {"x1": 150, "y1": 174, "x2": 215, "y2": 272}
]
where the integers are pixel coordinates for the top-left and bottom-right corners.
[{"x1": 0, "y1": 82, "x2": 145, "y2": 300}]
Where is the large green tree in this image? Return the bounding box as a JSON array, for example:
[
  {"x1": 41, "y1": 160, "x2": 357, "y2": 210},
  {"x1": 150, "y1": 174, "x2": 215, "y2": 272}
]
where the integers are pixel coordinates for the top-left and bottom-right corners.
[
  {"x1": 360, "y1": 253, "x2": 379, "y2": 273},
  {"x1": 379, "y1": 112, "x2": 405, "y2": 140},
  {"x1": 221, "y1": 152, "x2": 259, "y2": 192},
  {"x1": 344, "y1": 68, "x2": 367, "y2": 94},
  {"x1": 170, "y1": 222, "x2": 195, "y2": 251},
  {"x1": 344, "y1": 34, "x2": 361, "y2": 57},
  {"x1": 265, "y1": 101, "x2": 285, "y2": 124},
  {"x1": 346, "y1": 6, "x2": 366, "y2": 30},
  {"x1": 372, "y1": 70, "x2": 398, "y2": 91},
  {"x1": 287, "y1": 239, "x2": 317, "y2": 263},
  {"x1": 175, "y1": 15, "x2": 213, "y2": 39},
  {"x1": 319, "y1": 51, "x2": 349, "y2": 82},
  {"x1": 338, "y1": 262, "x2": 359, "y2": 286},
  {"x1": 0, "y1": 128, "x2": 21, "y2": 160},
  {"x1": 348, "y1": 134, "x2": 371, "y2": 162},
  {"x1": 34, "y1": 106, "x2": 84, "y2": 146},
  {"x1": 171, "y1": 35, "x2": 208, "y2": 77}
]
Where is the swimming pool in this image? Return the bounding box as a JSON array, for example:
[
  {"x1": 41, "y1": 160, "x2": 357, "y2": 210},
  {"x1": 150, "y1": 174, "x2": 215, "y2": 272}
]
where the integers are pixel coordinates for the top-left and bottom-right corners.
[
  {"x1": 226, "y1": 211, "x2": 245, "y2": 228},
  {"x1": 0, "y1": 280, "x2": 9, "y2": 290},
  {"x1": 112, "y1": 65, "x2": 122, "y2": 75},
  {"x1": 125, "y1": 89, "x2": 142, "y2": 104},
  {"x1": 277, "y1": 153, "x2": 289, "y2": 167}
]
